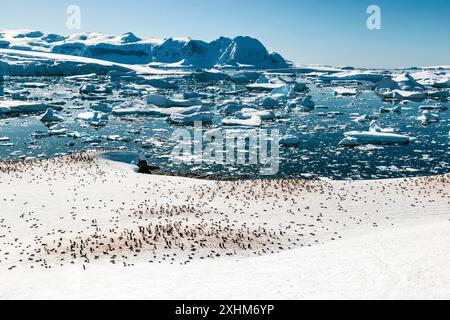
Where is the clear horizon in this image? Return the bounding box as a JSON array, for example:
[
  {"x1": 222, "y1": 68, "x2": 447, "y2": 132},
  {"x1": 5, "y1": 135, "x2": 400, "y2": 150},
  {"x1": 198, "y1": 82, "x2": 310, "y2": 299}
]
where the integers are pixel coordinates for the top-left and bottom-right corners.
[{"x1": 1, "y1": 0, "x2": 449, "y2": 68}]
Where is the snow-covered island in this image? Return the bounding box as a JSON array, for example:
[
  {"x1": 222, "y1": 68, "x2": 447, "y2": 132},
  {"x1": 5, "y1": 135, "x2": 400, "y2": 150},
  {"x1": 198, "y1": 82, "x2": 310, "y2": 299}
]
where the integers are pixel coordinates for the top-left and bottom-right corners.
[{"x1": 0, "y1": 29, "x2": 291, "y2": 69}]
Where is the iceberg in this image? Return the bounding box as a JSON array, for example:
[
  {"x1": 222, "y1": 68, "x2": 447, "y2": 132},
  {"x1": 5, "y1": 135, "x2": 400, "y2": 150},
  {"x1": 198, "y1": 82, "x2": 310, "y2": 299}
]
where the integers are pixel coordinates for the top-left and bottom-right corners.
[
  {"x1": 40, "y1": 108, "x2": 64, "y2": 122},
  {"x1": 392, "y1": 73, "x2": 424, "y2": 91},
  {"x1": 0, "y1": 100, "x2": 51, "y2": 115},
  {"x1": 339, "y1": 131, "x2": 411, "y2": 146}
]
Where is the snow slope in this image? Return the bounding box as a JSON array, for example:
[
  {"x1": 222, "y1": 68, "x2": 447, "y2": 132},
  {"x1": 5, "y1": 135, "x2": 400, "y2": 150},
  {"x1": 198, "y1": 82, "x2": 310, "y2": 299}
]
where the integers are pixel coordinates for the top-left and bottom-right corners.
[
  {"x1": 0, "y1": 29, "x2": 291, "y2": 69},
  {"x1": 0, "y1": 153, "x2": 449, "y2": 299}
]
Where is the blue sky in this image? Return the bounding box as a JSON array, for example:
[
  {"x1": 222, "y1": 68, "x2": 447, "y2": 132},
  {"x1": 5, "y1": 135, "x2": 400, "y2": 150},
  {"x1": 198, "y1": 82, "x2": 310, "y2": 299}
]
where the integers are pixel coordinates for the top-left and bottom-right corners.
[{"x1": 1, "y1": 0, "x2": 449, "y2": 68}]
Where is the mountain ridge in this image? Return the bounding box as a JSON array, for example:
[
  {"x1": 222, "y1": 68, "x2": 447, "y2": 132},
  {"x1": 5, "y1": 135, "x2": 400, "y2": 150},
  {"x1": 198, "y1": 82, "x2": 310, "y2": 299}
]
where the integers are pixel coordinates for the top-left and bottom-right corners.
[{"x1": 0, "y1": 29, "x2": 291, "y2": 69}]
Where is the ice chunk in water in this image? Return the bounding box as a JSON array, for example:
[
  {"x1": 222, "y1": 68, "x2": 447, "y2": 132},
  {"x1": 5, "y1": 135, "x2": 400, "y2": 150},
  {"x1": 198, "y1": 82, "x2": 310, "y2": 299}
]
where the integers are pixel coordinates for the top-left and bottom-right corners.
[
  {"x1": 222, "y1": 115, "x2": 262, "y2": 127},
  {"x1": 280, "y1": 135, "x2": 300, "y2": 146},
  {"x1": 40, "y1": 108, "x2": 64, "y2": 123},
  {"x1": 339, "y1": 131, "x2": 411, "y2": 146},
  {"x1": 417, "y1": 111, "x2": 440, "y2": 125}
]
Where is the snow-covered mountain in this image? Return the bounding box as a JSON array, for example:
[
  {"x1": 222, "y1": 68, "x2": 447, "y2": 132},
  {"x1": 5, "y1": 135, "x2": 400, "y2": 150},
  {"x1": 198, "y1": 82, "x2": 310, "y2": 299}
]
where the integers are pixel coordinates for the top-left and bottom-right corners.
[{"x1": 0, "y1": 29, "x2": 291, "y2": 69}]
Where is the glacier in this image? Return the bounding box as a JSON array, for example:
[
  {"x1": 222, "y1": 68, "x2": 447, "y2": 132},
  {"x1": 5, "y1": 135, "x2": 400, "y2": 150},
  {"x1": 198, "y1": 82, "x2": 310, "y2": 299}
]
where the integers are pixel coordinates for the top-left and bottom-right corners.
[{"x1": 0, "y1": 29, "x2": 291, "y2": 69}]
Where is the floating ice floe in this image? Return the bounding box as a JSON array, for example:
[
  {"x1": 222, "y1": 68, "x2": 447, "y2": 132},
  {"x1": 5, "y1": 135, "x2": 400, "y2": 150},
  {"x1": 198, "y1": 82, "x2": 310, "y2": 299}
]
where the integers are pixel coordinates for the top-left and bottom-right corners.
[
  {"x1": 91, "y1": 102, "x2": 113, "y2": 113},
  {"x1": 352, "y1": 114, "x2": 379, "y2": 123},
  {"x1": 107, "y1": 135, "x2": 130, "y2": 142},
  {"x1": 279, "y1": 135, "x2": 300, "y2": 146},
  {"x1": 319, "y1": 70, "x2": 384, "y2": 83},
  {"x1": 237, "y1": 108, "x2": 275, "y2": 120},
  {"x1": 146, "y1": 94, "x2": 202, "y2": 107},
  {"x1": 77, "y1": 111, "x2": 109, "y2": 126},
  {"x1": 0, "y1": 100, "x2": 52, "y2": 115},
  {"x1": 183, "y1": 92, "x2": 207, "y2": 99},
  {"x1": 40, "y1": 108, "x2": 64, "y2": 122},
  {"x1": 219, "y1": 103, "x2": 247, "y2": 115},
  {"x1": 189, "y1": 69, "x2": 230, "y2": 82},
  {"x1": 67, "y1": 131, "x2": 81, "y2": 139},
  {"x1": 169, "y1": 106, "x2": 214, "y2": 125},
  {"x1": 380, "y1": 105, "x2": 402, "y2": 113},
  {"x1": 417, "y1": 111, "x2": 440, "y2": 125},
  {"x1": 286, "y1": 95, "x2": 315, "y2": 112},
  {"x1": 425, "y1": 90, "x2": 450, "y2": 99},
  {"x1": 141, "y1": 78, "x2": 178, "y2": 89},
  {"x1": 411, "y1": 70, "x2": 450, "y2": 88},
  {"x1": 246, "y1": 83, "x2": 286, "y2": 91},
  {"x1": 0, "y1": 142, "x2": 13, "y2": 147},
  {"x1": 419, "y1": 104, "x2": 448, "y2": 111},
  {"x1": 334, "y1": 87, "x2": 358, "y2": 96},
  {"x1": 339, "y1": 131, "x2": 411, "y2": 146},
  {"x1": 107, "y1": 70, "x2": 144, "y2": 82},
  {"x1": 369, "y1": 121, "x2": 397, "y2": 133},
  {"x1": 222, "y1": 115, "x2": 262, "y2": 127},
  {"x1": 169, "y1": 112, "x2": 214, "y2": 125},
  {"x1": 380, "y1": 90, "x2": 426, "y2": 100},
  {"x1": 270, "y1": 84, "x2": 296, "y2": 99},
  {"x1": 80, "y1": 83, "x2": 113, "y2": 94},
  {"x1": 48, "y1": 128, "x2": 69, "y2": 136},
  {"x1": 259, "y1": 96, "x2": 280, "y2": 107},
  {"x1": 65, "y1": 73, "x2": 98, "y2": 82},
  {"x1": 113, "y1": 102, "x2": 205, "y2": 118},
  {"x1": 230, "y1": 71, "x2": 262, "y2": 83}
]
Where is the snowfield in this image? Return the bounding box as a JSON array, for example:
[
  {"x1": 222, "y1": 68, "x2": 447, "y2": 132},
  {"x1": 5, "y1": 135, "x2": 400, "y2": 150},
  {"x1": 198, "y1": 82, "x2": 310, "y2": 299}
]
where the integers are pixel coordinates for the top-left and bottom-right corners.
[{"x1": 0, "y1": 153, "x2": 449, "y2": 300}]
